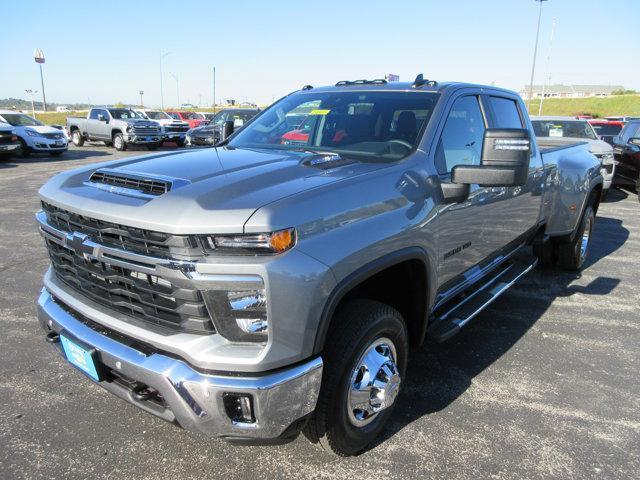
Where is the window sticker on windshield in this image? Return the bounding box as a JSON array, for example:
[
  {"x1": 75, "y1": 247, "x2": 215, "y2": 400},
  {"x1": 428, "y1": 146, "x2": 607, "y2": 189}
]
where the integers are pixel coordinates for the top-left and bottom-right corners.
[
  {"x1": 310, "y1": 109, "x2": 330, "y2": 115},
  {"x1": 549, "y1": 125, "x2": 563, "y2": 137}
]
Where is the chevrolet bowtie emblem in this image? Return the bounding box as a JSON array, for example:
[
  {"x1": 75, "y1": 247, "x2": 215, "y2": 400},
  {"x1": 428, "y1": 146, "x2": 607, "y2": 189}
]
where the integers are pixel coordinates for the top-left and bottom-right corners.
[{"x1": 65, "y1": 232, "x2": 95, "y2": 259}]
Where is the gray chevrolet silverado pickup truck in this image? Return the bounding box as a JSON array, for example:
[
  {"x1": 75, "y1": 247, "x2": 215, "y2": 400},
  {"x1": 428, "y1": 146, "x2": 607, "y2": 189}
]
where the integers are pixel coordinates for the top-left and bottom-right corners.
[
  {"x1": 67, "y1": 107, "x2": 162, "y2": 151},
  {"x1": 36, "y1": 77, "x2": 602, "y2": 456}
]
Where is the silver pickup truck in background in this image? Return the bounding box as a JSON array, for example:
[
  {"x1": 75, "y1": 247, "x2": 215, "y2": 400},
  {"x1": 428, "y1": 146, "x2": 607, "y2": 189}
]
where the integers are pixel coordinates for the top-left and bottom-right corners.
[
  {"x1": 37, "y1": 77, "x2": 602, "y2": 456},
  {"x1": 67, "y1": 107, "x2": 162, "y2": 151}
]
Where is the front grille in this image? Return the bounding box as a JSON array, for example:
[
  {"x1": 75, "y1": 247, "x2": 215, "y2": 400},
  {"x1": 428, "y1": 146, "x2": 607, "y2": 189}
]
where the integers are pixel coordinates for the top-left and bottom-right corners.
[
  {"x1": 90, "y1": 170, "x2": 170, "y2": 196},
  {"x1": 41, "y1": 202, "x2": 200, "y2": 259},
  {"x1": 45, "y1": 235, "x2": 213, "y2": 334},
  {"x1": 133, "y1": 125, "x2": 160, "y2": 135},
  {"x1": 165, "y1": 125, "x2": 189, "y2": 133},
  {"x1": 42, "y1": 132, "x2": 64, "y2": 140}
]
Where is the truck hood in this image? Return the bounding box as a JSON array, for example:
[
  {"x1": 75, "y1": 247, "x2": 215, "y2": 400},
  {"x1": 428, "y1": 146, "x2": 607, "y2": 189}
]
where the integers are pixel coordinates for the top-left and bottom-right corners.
[{"x1": 38, "y1": 147, "x2": 387, "y2": 234}]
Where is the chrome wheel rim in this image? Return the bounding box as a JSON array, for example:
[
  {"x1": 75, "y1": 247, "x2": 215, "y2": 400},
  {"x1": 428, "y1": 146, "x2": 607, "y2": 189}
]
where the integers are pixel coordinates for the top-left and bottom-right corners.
[
  {"x1": 579, "y1": 216, "x2": 592, "y2": 262},
  {"x1": 347, "y1": 337, "x2": 401, "y2": 427},
  {"x1": 114, "y1": 136, "x2": 122, "y2": 149},
  {"x1": 72, "y1": 132, "x2": 80, "y2": 144}
]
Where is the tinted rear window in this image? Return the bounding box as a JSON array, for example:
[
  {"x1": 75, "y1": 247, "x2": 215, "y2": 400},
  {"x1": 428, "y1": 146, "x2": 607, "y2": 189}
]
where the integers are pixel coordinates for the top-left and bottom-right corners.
[{"x1": 489, "y1": 97, "x2": 523, "y2": 128}]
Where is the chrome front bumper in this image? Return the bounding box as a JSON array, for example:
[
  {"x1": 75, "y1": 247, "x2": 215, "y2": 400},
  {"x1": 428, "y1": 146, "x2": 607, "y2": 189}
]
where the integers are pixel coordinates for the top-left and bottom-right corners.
[
  {"x1": 37, "y1": 288, "x2": 323, "y2": 440},
  {"x1": 124, "y1": 134, "x2": 161, "y2": 143}
]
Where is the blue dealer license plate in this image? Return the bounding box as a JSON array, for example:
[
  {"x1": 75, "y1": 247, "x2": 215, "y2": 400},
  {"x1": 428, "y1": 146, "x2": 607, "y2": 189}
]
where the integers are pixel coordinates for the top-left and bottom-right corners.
[{"x1": 60, "y1": 334, "x2": 102, "y2": 381}]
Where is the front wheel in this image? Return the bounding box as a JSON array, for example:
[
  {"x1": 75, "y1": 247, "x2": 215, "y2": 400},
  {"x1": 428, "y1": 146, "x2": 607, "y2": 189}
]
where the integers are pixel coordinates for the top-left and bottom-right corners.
[
  {"x1": 18, "y1": 138, "x2": 30, "y2": 157},
  {"x1": 175, "y1": 139, "x2": 185, "y2": 147},
  {"x1": 113, "y1": 133, "x2": 126, "y2": 151},
  {"x1": 304, "y1": 300, "x2": 408, "y2": 456},
  {"x1": 557, "y1": 205, "x2": 595, "y2": 271}
]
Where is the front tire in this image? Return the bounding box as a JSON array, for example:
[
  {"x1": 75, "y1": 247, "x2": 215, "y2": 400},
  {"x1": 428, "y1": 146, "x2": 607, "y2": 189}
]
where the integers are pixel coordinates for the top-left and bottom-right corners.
[
  {"x1": 71, "y1": 130, "x2": 84, "y2": 147},
  {"x1": 304, "y1": 300, "x2": 408, "y2": 456},
  {"x1": 175, "y1": 139, "x2": 185, "y2": 147},
  {"x1": 113, "y1": 133, "x2": 126, "y2": 151},
  {"x1": 557, "y1": 205, "x2": 595, "y2": 271}
]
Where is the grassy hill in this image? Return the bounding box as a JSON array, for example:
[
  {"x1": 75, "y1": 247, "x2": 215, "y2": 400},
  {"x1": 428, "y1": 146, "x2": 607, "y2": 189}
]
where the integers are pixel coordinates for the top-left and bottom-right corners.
[{"x1": 526, "y1": 94, "x2": 640, "y2": 117}]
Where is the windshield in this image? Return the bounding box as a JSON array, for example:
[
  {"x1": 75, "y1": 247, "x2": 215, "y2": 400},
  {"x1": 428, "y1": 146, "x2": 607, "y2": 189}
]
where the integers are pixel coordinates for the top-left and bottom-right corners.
[
  {"x1": 591, "y1": 123, "x2": 623, "y2": 136},
  {"x1": 532, "y1": 120, "x2": 597, "y2": 140},
  {"x1": 145, "y1": 111, "x2": 171, "y2": 120},
  {"x1": 1, "y1": 113, "x2": 43, "y2": 127},
  {"x1": 229, "y1": 91, "x2": 439, "y2": 161},
  {"x1": 109, "y1": 109, "x2": 142, "y2": 120}
]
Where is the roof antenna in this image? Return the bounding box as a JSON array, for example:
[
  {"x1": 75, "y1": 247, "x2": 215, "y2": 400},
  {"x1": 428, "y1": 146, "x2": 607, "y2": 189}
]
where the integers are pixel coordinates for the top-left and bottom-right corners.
[{"x1": 413, "y1": 74, "x2": 437, "y2": 88}]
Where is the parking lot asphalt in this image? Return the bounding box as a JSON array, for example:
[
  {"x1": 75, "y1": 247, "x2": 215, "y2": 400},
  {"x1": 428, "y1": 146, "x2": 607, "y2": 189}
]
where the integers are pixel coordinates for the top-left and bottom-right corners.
[{"x1": 0, "y1": 144, "x2": 638, "y2": 480}]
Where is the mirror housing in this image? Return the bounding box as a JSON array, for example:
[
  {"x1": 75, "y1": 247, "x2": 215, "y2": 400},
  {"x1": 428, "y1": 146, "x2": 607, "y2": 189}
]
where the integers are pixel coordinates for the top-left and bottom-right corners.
[
  {"x1": 452, "y1": 128, "x2": 531, "y2": 187},
  {"x1": 222, "y1": 120, "x2": 235, "y2": 140},
  {"x1": 629, "y1": 137, "x2": 640, "y2": 146},
  {"x1": 97, "y1": 114, "x2": 107, "y2": 122}
]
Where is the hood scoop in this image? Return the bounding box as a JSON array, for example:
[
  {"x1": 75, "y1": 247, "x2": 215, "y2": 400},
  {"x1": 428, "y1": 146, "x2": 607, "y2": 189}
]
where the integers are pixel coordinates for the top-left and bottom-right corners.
[
  {"x1": 86, "y1": 168, "x2": 190, "y2": 199},
  {"x1": 301, "y1": 152, "x2": 355, "y2": 170}
]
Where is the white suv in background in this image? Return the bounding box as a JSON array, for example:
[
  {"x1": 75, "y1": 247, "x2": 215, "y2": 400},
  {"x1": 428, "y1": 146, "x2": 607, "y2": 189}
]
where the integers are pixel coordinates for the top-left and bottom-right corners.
[{"x1": 0, "y1": 110, "x2": 68, "y2": 156}]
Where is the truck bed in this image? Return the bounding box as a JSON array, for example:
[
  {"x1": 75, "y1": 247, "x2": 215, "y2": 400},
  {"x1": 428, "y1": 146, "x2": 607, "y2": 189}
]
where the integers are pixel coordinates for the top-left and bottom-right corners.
[{"x1": 537, "y1": 137, "x2": 589, "y2": 153}]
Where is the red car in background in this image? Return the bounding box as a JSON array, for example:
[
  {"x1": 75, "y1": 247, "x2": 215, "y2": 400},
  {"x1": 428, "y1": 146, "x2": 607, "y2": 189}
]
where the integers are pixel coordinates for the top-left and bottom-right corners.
[
  {"x1": 166, "y1": 111, "x2": 208, "y2": 129},
  {"x1": 588, "y1": 119, "x2": 624, "y2": 146}
]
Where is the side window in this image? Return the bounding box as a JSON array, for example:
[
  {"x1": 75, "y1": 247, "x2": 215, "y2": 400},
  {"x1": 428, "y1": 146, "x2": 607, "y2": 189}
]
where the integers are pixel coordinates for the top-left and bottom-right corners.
[
  {"x1": 435, "y1": 96, "x2": 486, "y2": 174},
  {"x1": 489, "y1": 96, "x2": 523, "y2": 128},
  {"x1": 89, "y1": 109, "x2": 100, "y2": 120}
]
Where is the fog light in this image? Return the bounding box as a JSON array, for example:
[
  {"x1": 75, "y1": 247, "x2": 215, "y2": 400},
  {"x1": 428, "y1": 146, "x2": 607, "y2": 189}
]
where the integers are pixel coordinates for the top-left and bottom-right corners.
[
  {"x1": 223, "y1": 393, "x2": 255, "y2": 424},
  {"x1": 202, "y1": 288, "x2": 268, "y2": 343}
]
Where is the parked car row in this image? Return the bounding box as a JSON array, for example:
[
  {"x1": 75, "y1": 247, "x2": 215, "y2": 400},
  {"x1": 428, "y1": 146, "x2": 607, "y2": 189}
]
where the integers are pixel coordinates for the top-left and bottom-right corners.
[{"x1": 66, "y1": 107, "x2": 261, "y2": 152}]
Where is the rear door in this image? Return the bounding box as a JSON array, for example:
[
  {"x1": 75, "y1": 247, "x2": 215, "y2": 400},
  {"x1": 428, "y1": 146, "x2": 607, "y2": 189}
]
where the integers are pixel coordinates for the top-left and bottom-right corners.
[
  {"x1": 87, "y1": 109, "x2": 108, "y2": 139},
  {"x1": 482, "y1": 94, "x2": 543, "y2": 247}
]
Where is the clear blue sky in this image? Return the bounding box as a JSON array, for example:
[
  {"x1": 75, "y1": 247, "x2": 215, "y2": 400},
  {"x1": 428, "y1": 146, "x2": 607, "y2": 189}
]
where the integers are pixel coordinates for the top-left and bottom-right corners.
[{"x1": 1, "y1": 0, "x2": 638, "y2": 107}]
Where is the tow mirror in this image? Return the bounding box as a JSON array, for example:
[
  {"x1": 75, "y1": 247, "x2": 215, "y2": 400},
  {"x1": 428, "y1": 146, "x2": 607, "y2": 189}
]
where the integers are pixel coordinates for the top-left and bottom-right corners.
[
  {"x1": 222, "y1": 120, "x2": 235, "y2": 140},
  {"x1": 452, "y1": 128, "x2": 531, "y2": 187},
  {"x1": 629, "y1": 137, "x2": 640, "y2": 146}
]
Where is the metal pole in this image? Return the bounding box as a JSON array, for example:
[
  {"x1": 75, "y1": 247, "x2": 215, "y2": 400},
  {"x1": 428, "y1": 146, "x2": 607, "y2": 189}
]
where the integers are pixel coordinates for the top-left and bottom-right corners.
[
  {"x1": 39, "y1": 63, "x2": 47, "y2": 112},
  {"x1": 140, "y1": 90, "x2": 144, "y2": 108},
  {"x1": 538, "y1": 18, "x2": 556, "y2": 116},
  {"x1": 527, "y1": 0, "x2": 547, "y2": 112},
  {"x1": 213, "y1": 67, "x2": 216, "y2": 113}
]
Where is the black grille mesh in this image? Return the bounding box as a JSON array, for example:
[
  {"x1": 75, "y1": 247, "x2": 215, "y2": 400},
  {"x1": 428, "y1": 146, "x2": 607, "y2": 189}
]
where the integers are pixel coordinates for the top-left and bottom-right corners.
[{"x1": 90, "y1": 171, "x2": 170, "y2": 196}]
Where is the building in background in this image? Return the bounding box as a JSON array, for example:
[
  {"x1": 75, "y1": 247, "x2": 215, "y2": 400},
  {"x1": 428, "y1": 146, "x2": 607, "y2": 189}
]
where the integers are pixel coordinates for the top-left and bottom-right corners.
[{"x1": 520, "y1": 84, "x2": 625, "y2": 100}]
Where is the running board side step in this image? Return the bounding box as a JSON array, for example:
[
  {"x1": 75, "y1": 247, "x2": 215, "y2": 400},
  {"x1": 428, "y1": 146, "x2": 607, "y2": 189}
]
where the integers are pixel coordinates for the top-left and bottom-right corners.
[{"x1": 427, "y1": 256, "x2": 538, "y2": 342}]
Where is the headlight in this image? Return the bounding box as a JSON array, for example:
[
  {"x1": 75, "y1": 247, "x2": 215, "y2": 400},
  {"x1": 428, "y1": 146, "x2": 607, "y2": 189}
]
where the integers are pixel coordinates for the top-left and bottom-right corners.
[
  {"x1": 199, "y1": 228, "x2": 296, "y2": 255},
  {"x1": 203, "y1": 288, "x2": 268, "y2": 342},
  {"x1": 26, "y1": 129, "x2": 40, "y2": 137},
  {"x1": 601, "y1": 152, "x2": 614, "y2": 163},
  {"x1": 126, "y1": 124, "x2": 134, "y2": 132}
]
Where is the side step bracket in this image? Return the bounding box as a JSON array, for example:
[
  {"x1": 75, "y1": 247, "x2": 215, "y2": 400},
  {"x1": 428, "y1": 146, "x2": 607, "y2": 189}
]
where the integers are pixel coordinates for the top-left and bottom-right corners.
[{"x1": 427, "y1": 256, "x2": 538, "y2": 342}]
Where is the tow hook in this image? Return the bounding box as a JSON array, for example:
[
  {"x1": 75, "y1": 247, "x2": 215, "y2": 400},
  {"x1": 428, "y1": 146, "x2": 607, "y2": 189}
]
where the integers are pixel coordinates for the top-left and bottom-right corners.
[
  {"x1": 132, "y1": 384, "x2": 154, "y2": 402},
  {"x1": 45, "y1": 331, "x2": 60, "y2": 343}
]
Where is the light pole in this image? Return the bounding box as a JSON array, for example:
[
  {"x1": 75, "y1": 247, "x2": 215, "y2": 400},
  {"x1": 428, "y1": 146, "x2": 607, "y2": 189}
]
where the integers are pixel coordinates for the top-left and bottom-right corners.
[
  {"x1": 25, "y1": 89, "x2": 38, "y2": 117},
  {"x1": 170, "y1": 73, "x2": 179, "y2": 108},
  {"x1": 159, "y1": 51, "x2": 171, "y2": 109},
  {"x1": 527, "y1": 0, "x2": 548, "y2": 112},
  {"x1": 34, "y1": 49, "x2": 47, "y2": 112},
  {"x1": 139, "y1": 90, "x2": 144, "y2": 108},
  {"x1": 538, "y1": 18, "x2": 557, "y2": 116}
]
